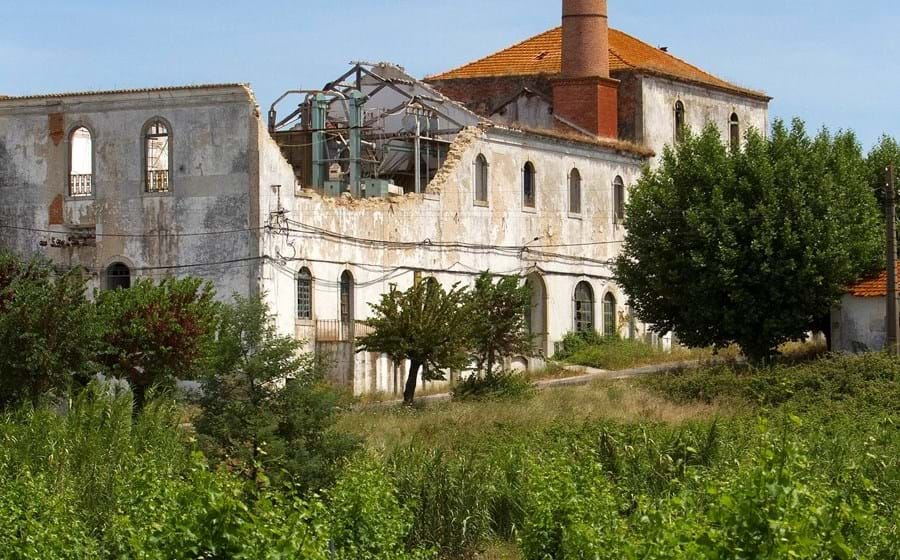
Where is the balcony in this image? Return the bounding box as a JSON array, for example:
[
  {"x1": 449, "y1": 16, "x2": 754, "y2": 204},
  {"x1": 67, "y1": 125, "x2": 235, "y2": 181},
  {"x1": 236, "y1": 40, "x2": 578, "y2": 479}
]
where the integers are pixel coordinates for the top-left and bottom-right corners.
[
  {"x1": 146, "y1": 170, "x2": 170, "y2": 193},
  {"x1": 315, "y1": 320, "x2": 374, "y2": 343},
  {"x1": 69, "y1": 174, "x2": 92, "y2": 197}
]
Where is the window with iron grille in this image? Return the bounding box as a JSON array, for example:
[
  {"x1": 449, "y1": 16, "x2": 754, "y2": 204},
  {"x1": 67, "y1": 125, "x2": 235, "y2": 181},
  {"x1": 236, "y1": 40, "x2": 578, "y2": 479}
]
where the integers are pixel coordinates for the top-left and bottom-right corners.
[
  {"x1": 297, "y1": 268, "x2": 312, "y2": 320},
  {"x1": 69, "y1": 126, "x2": 93, "y2": 197},
  {"x1": 603, "y1": 293, "x2": 617, "y2": 337},
  {"x1": 144, "y1": 119, "x2": 170, "y2": 193},
  {"x1": 573, "y1": 281, "x2": 594, "y2": 333}
]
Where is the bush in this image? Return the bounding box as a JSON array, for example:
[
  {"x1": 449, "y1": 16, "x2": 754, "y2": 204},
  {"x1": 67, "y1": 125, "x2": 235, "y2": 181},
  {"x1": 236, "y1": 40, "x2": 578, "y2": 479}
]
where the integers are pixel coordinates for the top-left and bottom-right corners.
[{"x1": 451, "y1": 370, "x2": 535, "y2": 402}]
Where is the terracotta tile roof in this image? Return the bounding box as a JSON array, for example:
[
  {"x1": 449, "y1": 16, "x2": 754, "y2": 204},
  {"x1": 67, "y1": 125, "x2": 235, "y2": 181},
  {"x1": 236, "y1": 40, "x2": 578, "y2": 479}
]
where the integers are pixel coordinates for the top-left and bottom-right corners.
[
  {"x1": 0, "y1": 83, "x2": 250, "y2": 101},
  {"x1": 848, "y1": 265, "x2": 900, "y2": 298},
  {"x1": 428, "y1": 27, "x2": 769, "y2": 101}
]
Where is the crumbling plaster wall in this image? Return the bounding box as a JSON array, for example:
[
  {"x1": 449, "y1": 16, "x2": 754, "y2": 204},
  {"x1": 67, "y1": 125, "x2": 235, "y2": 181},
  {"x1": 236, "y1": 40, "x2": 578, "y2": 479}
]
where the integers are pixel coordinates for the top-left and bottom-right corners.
[
  {"x1": 269, "y1": 126, "x2": 645, "y2": 359},
  {"x1": 641, "y1": 76, "x2": 769, "y2": 165},
  {"x1": 831, "y1": 295, "x2": 886, "y2": 353},
  {"x1": 0, "y1": 86, "x2": 258, "y2": 299}
]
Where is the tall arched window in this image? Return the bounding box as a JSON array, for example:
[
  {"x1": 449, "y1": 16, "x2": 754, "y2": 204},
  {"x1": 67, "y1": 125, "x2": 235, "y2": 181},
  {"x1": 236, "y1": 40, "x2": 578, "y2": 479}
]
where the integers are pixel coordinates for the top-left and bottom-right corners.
[
  {"x1": 603, "y1": 293, "x2": 617, "y2": 337},
  {"x1": 144, "y1": 119, "x2": 170, "y2": 193},
  {"x1": 569, "y1": 168, "x2": 581, "y2": 215},
  {"x1": 106, "y1": 262, "x2": 131, "y2": 290},
  {"x1": 339, "y1": 271, "x2": 354, "y2": 325},
  {"x1": 296, "y1": 267, "x2": 313, "y2": 320},
  {"x1": 69, "y1": 126, "x2": 93, "y2": 197},
  {"x1": 674, "y1": 101, "x2": 686, "y2": 143},
  {"x1": 523, "y1": 161, "x2": 536, "y2": 208},
  {"x1": 474, "y1": 154, "x2": 489, "y2": 204},
  {"x1": 573, "y1": 281, "x2": 594, "y2": 333},
  {"x1": 730, "y1": 113, "x2": 740, "y2": 150},
  {"x1": 613, "y1": 175, "x2": 626, "y2": 224}
]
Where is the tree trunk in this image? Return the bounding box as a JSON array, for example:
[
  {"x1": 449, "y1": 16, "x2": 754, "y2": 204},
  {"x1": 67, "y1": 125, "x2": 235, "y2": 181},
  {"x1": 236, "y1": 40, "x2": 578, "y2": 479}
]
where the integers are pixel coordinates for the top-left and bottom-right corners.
[
  {"x1": 486, "y1": 349, "x2": 495, "y2": 379},
  {"x1": 404, "y1": 360, "x2": 422, "y2": 405}
]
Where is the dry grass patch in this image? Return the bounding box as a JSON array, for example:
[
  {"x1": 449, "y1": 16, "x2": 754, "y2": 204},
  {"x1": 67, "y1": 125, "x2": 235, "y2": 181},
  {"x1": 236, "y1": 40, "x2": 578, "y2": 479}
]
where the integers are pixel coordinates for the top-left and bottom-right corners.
[{"x1": 337, "y1": 379, "x2": 740, "y2": 453}]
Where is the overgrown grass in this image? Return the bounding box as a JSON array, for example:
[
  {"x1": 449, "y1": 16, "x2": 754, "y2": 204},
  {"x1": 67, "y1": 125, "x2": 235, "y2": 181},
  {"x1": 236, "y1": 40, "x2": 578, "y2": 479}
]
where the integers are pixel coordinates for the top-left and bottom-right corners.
[{"x1": 554, "y1": 332, "x2": 709, "y2": 371}]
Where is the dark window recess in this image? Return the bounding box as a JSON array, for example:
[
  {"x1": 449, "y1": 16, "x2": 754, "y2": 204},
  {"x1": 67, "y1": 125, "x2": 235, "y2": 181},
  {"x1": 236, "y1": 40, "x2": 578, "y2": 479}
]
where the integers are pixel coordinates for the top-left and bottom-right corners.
[
  {"x1": 675, "y1": 101, "x2": 686, "y2": 142},
  {"x1": 730, "y1": 113, "x2": 740, "y2": 150},
  {"x1": 569, "y1": 168, "x2": 581, "y2": 214},
  {"x1": 603, "y1": 293, "x2": 617, "y2": 337},
  {"x1": 523, "y1": 161, "x2": 536, "y2": 208},
  {"x1": 475, "y1": 154, "x2": 489, "y2": 203},
  {"x1": 106, "y1": 263, "x2": 131, "y2": 290},
  {"x1": 340, "y1": 271, "x2": 353, "y2": 324},
  {"x1": 614, "y1": 175, "x2": 626, "y2": 223}
]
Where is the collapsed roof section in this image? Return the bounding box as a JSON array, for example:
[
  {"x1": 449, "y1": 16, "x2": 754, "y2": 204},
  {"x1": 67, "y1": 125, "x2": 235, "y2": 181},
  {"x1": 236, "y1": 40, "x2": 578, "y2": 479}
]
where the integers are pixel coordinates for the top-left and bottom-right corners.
[{"x1": 268, "y1": 62, "x2": 483, "y2": 199}]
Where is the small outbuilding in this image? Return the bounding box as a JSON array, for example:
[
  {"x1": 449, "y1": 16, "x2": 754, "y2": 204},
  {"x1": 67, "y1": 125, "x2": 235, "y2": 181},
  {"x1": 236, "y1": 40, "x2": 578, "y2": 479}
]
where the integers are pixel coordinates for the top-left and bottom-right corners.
[{"x1": 831, "y1": 265, "x2": 900, "y2": 353}]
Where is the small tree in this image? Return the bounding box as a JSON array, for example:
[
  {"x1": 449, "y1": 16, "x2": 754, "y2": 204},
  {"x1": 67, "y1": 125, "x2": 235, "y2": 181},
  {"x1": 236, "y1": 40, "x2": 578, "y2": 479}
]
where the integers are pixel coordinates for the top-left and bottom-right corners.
[
  {"x1": 0, "y1": 253, "x2": 97, "y2": 408},
  {"x1": 616, "y1": 120, "x2": 883, "y2": 362},
  {"x1": 467, "y1": 272, "x2": 532, "y2": 378},
  {"x1": 196, "y1": 295, "x2": 357, "y2": 491},
  {"x1": 358, "y1": 279, "x2": 471, "y2": 404},
  {"x1": 94, "y1": 276, "x2": 219, "y2": 407}
]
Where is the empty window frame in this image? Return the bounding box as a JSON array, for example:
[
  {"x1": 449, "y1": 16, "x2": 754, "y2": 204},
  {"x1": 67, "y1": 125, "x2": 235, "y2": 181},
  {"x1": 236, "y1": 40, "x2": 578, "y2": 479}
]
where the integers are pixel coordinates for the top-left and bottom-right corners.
[
  {"x1": 730, "y1": 113, "x2": 740, "y2": 150},
  {"x1": 339, "y1": 270, "x2": 354, "y2": 324},
  {"x1": 523, "y1": 161, "x2": 536, "y2": 208},
  {"x1": 603, "y1": 293, "x2": 617, "y2": 337},
  {"x1": 674, "y1": 101, "x2": 686, "y2": 142},
  {"x1": 69, "y1": 126, "x2": 93, "y2": 197},
  {"x1": 569, "y1": 168, "x2": 582, "y2": 215},
  {"x1": 144, "y1": 119, "x2": 170, "y2": 193},
  {"x1": 573, "y1": 281, "x2": 595, "y2": 333},
  {"x1": 613, "y1": 175, "x2": 626, "y2": 223},
  {"x1": 474, "y1": 154, "x2": 489, "y2": 204},
  {"x1": 297, "y1": 267, "x2": 313, "y2": 320},
  {"x1": 106, "y1": 262, "x2": 131, "y2": 290}
]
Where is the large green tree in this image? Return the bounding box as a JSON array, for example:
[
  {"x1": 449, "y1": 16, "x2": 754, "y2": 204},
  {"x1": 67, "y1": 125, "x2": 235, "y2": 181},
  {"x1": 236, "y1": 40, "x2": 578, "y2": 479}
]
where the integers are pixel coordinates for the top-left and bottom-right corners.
[
  {"x1": 615, "y1": 120, "x2": 883, "y2": 362},
  {"x1": 467, "y1": 272, "x2": 532, "y2": 378},
  {"x1": 0, "y1": 253, "x2": 96, "y2": 407},
  {"x1": 867, "y1": 135, "x2": 900, "y2": 207},
  {"x1": 358, "y1": 279, "x2": 471, "y2": 404},
  {"x1": 196, "y1": 295, "x2": 357, "y2": 491}
]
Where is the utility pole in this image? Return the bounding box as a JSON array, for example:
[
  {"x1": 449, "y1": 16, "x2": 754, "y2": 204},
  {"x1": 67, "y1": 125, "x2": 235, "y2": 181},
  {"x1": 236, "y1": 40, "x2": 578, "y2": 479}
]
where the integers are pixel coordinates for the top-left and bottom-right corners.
[{"x1": 885, "y1": 163, "x2": 898, "y2": 355}]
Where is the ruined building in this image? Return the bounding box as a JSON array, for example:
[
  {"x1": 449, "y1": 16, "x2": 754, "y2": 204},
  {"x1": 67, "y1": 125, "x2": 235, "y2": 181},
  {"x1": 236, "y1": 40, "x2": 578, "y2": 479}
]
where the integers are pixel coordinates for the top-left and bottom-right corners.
[{"x1": 0, "y1": 1, "x2": 769, "y2": 394}]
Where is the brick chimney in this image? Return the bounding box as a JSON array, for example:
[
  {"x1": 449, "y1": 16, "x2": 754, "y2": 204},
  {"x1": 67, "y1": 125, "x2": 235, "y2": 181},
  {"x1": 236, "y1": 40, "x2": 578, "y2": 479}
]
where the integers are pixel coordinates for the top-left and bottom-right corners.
[{"x1": 553, "y1": 0, "x2": 619, "y2": 138}]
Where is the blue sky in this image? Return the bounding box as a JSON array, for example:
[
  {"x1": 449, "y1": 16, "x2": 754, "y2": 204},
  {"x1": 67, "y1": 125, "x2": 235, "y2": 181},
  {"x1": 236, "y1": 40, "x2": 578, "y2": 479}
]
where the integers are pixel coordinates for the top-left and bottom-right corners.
[{"x1": 1, "y1": 0, "x2": 896, "y2": 149}]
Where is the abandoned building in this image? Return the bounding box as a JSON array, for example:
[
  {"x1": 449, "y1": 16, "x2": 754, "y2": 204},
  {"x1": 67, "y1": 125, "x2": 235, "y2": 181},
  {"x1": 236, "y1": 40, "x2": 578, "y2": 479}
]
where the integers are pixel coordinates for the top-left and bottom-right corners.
[{"x1": 0, "y1": 0, "x2": 769, "y2": 394}]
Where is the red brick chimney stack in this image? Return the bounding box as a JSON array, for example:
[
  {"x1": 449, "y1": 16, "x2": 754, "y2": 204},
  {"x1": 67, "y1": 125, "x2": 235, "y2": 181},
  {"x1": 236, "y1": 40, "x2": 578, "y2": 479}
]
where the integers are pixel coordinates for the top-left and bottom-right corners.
[{"x1": 553, "y1": 0, "x2": 619, "y2": 138}]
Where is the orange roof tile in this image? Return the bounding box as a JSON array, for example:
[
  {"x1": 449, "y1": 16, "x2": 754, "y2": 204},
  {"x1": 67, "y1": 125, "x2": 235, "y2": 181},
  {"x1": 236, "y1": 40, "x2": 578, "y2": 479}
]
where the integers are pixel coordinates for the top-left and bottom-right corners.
[
  {"x1": 428, "y1": 27, "x2": 769, "y2": 101},
  {"x1": 848, "y1": 264, "x2": 900, "y2": 297}
]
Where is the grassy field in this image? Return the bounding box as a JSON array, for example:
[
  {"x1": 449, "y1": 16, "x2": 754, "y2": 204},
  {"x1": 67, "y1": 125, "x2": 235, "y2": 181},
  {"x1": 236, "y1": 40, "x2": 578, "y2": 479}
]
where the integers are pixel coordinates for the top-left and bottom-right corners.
[{"x1": 338, "y1": 352, "x2": 899, "y2": 559}]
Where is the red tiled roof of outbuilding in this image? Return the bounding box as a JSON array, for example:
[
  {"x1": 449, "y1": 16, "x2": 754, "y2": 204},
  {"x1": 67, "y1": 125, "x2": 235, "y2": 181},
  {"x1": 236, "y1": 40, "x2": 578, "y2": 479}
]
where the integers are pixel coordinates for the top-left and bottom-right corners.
[{"x1": 848, "y1": 264, "x2": 900, "y2": 297}]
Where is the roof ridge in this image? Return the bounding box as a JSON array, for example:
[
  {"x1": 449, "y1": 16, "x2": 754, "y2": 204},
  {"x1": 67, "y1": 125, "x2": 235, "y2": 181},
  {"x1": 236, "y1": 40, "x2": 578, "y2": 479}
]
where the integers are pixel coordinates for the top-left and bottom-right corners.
[
  {"x1": 1, "y1": 83, "x2": 250, "y2": 101},
  {"x1": 426, "y1": 26, "x2": 562, "y2": 81}
]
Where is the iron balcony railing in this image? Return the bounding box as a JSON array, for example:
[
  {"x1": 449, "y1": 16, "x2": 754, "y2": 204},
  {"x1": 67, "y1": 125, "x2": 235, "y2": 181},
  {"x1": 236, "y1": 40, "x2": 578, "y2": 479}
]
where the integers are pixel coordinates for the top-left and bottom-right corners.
[
  {"x1": 146, "y1": 170, "x2": 170, "y2": 193},
  {"x1": 315, "y1": 320, "x2": 374, "y2": 343},
  {"x1": 69, "y1": 174, "x2": 93, "y2": 197}
]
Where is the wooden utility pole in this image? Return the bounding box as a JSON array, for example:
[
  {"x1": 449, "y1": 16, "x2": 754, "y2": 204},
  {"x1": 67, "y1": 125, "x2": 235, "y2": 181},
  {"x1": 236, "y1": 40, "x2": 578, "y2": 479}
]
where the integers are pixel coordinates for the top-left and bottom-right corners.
[{"x1": 885, "y1": 163, "x2": 898, "y2": 355}]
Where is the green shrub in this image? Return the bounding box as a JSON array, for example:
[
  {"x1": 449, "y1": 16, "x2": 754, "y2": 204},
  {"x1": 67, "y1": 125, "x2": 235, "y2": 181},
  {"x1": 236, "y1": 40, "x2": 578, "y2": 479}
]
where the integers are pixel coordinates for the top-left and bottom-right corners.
[{"x1": 451, "y1": 370, "x2": 535, "y2": 402}]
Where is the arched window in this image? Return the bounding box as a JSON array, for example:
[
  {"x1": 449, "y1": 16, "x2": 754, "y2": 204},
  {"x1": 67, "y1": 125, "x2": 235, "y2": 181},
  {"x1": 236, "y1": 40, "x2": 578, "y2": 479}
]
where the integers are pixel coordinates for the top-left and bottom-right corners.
[
  {"x1": 568, "y1": 168, "x2": 581, "y2": 215},
  {"x1": 144, "y1": 119, "x2": 170, "y2": 193},
  {"x1": 730, "y1": 113, "x2": 740, "y2": 150},
  {"x1": 603, "y1": 293, "x2": 617, "y2": 337},
  {"x1": 106, "y1": 262, "x2": 131, "y2": 290},
  {"x1": 296, "y1": 267, "x2": 312, "y2": 320},
  {"x1": 573, "y1": 281, "x2": 594, "y2": 333},
  {"x1": 613, "y1": 176, "x2": 626, "y2": 224},
  {"x1": 474, "y1": 154, "x2": 489, "y2": 204},
  {"x1": 69, "y1": 126, "x2": 93, "y2": 197},
  {"x1": 339, "y1": 271, "x2": 354, "y2": 325},
  {"x1": 674, "y1": 101, "x2": 686, "y2": 142},
  {"x1": 523, "y1": 161, "x2": 536, "y2": 208}
]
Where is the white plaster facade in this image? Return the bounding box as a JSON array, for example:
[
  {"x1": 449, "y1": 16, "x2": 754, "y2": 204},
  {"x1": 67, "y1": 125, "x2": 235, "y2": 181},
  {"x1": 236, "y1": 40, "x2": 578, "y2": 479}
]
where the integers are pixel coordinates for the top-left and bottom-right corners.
[{"x1": 639, "y1": 75, "x2": 769, "y2": 165}]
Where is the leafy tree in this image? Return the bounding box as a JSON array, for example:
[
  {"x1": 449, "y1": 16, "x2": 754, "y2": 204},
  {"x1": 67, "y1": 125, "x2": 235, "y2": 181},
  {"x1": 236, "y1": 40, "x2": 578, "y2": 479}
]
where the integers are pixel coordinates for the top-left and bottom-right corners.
[
  {"x1": 94, "y1": 276, "x2": 219, "y2": 407},
  {"x1": 196, "y1": 295, "x2": 357, "y2": 491},
  {"x1": 0, "y1": 252, "x2": 97, "y2": 407},
  {"x1": 358, "y1": 279, "x2": 471, "y2": 404},
  {"x1": 467, "y1": 272, "x2": 532, "y2": 378},
  {"x1": 867, "y1": 135, "x2": 900, "y2": 205},
  {"x1": 616, "y1": 120, "x2": 883, "y2": 362}
]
